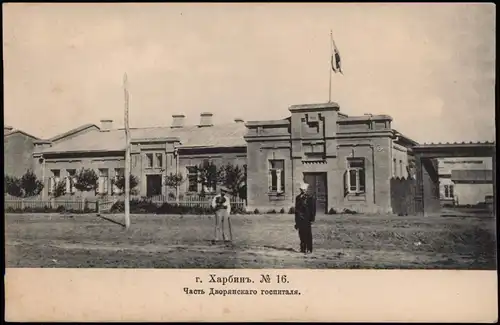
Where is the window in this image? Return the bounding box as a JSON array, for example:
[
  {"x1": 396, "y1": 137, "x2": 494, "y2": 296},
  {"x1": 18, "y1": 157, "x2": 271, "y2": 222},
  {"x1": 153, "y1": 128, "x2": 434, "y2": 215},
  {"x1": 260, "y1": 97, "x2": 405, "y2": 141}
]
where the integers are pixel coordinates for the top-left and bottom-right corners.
[
  {"x1": 269, "y1": 160, "x2": 285, "y2": 193},
  {"x1": 156, "y1": 153, "x2": 163, "y2": 168},
  {"x1": 113, "y1": 168, "x2": 124, "y2": 194},
  {"x1": 399, "y1": 160, "x2": 403, "y2": 178},
  {"x1": 393, "y1": 158, "x2": 397, "y2": 177},
  {"x1": 187, "y1": 166, "x2": 198, "y2": 192},
  {"x1": 98, "y1": 169, "x2": 109, "y2": 195},
  {"x1": 66, "y1": 169, "x2": 76, "y2": 194},
  {"x1": 146, "y1": 153, "x2": 153, "y2": 168},
  {"x1": 346, "y1": 158, "x2": 366, "y2": 194},
  {"x1": 49, "y1": 170, "x2": 60, "y2": 194},
  {"x1": 443, "y1": 185, "x2": 454, "y2": 199}
]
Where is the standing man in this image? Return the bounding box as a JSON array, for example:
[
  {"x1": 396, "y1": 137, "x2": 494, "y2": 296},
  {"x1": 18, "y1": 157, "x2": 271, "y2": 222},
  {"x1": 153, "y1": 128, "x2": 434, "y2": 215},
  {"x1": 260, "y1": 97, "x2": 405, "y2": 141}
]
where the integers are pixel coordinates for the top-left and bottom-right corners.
[
  {"x1": 211, "y1": 187, "x2": 232, "y2": 243},
  {"x1": 294, "y1": 182, "x2": 316, "y2": 254}
]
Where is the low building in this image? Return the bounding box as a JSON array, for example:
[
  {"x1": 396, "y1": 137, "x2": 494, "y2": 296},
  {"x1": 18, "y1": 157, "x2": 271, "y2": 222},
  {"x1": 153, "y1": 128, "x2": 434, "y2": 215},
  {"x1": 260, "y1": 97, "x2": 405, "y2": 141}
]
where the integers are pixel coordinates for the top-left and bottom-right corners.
[
  {"x1": 32, "y1": 114, "x2": 247, "y2": 200},
  {"x1": 4, "y1": 125, "x2": 40, "y2": 178},
  {"x1": 31, "y1": 102, "x2": 420, "y2": 214},
  {"x1": 438, "y1": 157, "x2": 493, "y2": 206}
]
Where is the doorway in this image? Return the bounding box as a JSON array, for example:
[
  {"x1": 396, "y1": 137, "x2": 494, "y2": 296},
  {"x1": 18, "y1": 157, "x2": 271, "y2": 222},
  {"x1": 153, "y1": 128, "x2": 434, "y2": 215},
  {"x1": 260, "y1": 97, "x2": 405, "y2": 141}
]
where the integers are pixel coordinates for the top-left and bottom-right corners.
[
  {"x1": 303, "y1": 172, "x2": 328, "y2": 214},
  {"x1": 146, "y1": 174, "x2": 163, "y2": 197}
]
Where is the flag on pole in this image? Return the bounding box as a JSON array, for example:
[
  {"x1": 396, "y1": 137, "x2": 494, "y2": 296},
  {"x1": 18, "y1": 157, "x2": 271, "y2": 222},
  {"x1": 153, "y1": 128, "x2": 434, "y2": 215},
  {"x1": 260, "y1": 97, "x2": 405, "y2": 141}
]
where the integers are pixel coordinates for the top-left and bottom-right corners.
[{"x1": 330, "y1": 34, "x2": 343, "y2": 75}]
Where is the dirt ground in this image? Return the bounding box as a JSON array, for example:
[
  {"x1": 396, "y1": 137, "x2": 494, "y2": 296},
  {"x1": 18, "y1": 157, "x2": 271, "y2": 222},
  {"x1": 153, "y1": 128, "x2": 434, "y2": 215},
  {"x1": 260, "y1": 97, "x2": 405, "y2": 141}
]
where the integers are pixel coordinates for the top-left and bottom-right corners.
[{"x1": 4, "y1": 212, "x2": 497, "y2": 269}]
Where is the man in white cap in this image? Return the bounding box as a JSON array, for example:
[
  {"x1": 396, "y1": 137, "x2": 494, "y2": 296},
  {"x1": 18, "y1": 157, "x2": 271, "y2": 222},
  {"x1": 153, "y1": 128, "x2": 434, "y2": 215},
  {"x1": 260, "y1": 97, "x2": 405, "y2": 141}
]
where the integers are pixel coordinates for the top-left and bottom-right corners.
[
  {"x1": 211, "y1": 186, "x2": 232, "y2": 243},
  {"x1": 294, "y1": 182, "x2": 316, "y2": 254}
]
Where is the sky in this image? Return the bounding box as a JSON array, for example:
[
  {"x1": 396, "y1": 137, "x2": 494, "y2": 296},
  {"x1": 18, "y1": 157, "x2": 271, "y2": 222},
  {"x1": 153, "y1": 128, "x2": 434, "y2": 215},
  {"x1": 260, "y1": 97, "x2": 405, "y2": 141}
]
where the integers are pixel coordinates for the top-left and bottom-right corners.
[{"x1": 3, "y1": 3, "x2": 496, "y2": 143}]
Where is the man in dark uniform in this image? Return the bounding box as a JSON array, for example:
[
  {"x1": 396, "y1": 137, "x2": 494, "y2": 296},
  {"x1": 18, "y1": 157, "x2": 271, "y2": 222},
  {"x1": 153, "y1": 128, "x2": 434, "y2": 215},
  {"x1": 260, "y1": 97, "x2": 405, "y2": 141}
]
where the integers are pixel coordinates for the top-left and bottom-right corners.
[{"x1": 294, "y1": 182, "x2": 316, "y2": 254}]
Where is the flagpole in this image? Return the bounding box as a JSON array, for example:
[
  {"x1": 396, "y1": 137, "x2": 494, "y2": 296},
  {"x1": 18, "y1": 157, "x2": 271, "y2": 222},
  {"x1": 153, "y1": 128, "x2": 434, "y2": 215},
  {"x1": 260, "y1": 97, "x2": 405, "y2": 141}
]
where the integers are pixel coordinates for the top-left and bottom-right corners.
[
  {"x1": 123, "y1": 73, "x2": 131, "y2": 230},
  {"x1": 328, "y1": 30, "x2": 333, "y2": 103}
]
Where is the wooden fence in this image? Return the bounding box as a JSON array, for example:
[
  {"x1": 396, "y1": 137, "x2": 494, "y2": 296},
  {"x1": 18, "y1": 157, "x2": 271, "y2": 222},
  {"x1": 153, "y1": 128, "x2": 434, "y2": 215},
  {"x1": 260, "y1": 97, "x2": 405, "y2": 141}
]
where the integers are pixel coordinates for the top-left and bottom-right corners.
[
  {"x1": 4, "y1": 195, "x2": 99, "y2": 212},
  {"x1": 98, "y1": 194, "x2": 247, "y2": 212},
  {"x1": 5, "y1": 193, "x2": 247, "y2": 213},
  {"x1": 390, "y1": 177, "x2": 417, "y2": 216}
]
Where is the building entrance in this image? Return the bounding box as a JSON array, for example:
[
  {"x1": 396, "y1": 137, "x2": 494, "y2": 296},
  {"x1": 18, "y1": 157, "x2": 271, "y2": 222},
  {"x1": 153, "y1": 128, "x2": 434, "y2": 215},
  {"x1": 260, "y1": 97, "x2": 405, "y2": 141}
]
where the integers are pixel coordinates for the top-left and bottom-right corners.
[{"x1": 303, "y1": 172, "x2": 328, "y2": 214}]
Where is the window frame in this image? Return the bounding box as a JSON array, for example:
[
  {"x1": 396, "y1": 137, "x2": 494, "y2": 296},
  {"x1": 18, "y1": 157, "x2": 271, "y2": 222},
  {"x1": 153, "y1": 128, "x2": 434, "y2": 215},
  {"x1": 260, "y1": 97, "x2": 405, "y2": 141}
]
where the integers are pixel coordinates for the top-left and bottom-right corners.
[
  {"x1": 443, "y1": 184, "x2": 455, "y2": 199},
  {"x1": 155, "y1": 153, "x2": 163, "y2": 169},
  {"x1": 145, "y1": 153, "x2": 154, "y2": 168},
  {"x1": 186, "y1": 166, "x2": 199, "y2": 193},
  {"x1": 49, "y1": 169, "x2": 60, "y2": 194},
  {"x1": 112, "y1": 168, "x2": 125, "y2": 194},
  {"x1": 98, "y1": 168, "x2": 109, "y2": 195},
  {"x1": 66, "y1": 169, "x2": 77, "y2": 194},
  {"x1": 268, "y1": 159, "x2": 285, "y2": 194},
  {"x1": 346, "y1": 157, "x2": 366, "y2": 195}
]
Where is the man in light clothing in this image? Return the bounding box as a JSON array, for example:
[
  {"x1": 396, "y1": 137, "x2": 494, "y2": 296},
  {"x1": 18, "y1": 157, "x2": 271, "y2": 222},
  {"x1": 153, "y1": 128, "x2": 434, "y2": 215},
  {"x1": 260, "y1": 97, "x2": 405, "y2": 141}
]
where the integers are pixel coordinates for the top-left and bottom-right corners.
[{"x1": 211, "y1": 187, "x2": 232, "y2": 243}]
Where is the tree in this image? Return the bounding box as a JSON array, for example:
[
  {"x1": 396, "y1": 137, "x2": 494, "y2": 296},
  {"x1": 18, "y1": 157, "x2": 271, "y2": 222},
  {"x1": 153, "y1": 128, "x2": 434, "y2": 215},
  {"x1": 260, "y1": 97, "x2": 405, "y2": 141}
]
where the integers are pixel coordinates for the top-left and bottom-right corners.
[
  {"x1": 4, "y1": 175, "x2": 23, "y2": 197},
  {"x1": 113, "y1": 174, "x2": 139, "y2": 195},
  {"x1": 195, "y1": 160, "x2": 219, "y2": 197},
  {"x1": 52, "y1": 180, "x2": 67, "y2": 198},
  {"x1": 74, "y1": 168, "x2": 98, "y2": 194},
  {"x1": 4, "y1": 170, "x2": 44, "y2": 198},
  {"x1": 218, "y1": 163, "x2": 247, "y2": 199},
  {"x1": 20, "y1": 169, "x2": 44, "y2": 197},
  {"x1": 164, "y1": 172, "x2": 185, "y2": 202}
]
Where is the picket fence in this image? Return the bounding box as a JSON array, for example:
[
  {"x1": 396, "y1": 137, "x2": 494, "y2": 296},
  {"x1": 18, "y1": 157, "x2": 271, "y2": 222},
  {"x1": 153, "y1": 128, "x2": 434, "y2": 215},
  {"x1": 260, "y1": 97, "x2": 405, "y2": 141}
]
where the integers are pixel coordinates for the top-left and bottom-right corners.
[
  {"x1": 4, "y1": 195, "x2": 99, "y2": 212},
  {"x1": 4, "y1": 194, "x2": 247, "y2": 213},
  {"x1": 98, "y1": 194, "x2": 247, "y2": 213}
]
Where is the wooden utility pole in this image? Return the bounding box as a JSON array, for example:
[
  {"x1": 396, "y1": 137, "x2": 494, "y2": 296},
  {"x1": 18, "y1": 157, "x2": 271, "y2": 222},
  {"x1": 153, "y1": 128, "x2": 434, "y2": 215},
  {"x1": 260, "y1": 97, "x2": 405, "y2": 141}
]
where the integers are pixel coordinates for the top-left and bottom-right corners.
[{"x1": 123, "y1": 73, "x2": 131, "y2": 229}]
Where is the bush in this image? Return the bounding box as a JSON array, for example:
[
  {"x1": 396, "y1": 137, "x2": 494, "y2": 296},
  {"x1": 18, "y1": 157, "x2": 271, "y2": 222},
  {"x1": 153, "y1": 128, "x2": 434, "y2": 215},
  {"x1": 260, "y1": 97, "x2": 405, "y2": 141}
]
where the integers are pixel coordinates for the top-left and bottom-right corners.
[
  {"x1": 157, "y1": 203, "x2": 214, "y2": 215},
  {"x1": 279, "y1": 208, "x2": 285, "y2": 214},
  {"x1": 288, "y1": 207, "x2": 295, "y2": 214},
  {"x1": 268, "y1": 209, "x2": 276, "y2": 214},
  {"x1": 231, "y1": 205, "x2": 246, "y2": 215},
  {"x1": 253, "y1": 208, "x2": 260, "y2": 214},
  {"x1": 4, "y1": 204, "x2": 96, "y2": 214},
  {"x1": 56, "y1": 205, "x2": 66, "y2": 213},
  {"x1": 342, "y1": 208, "x2": 357, "y2": 214},
  {"x1": 328, "y1": 208, "x2": 337, "y2": 215},
  {"x1": 109, "y1": 199, "x2": 157, "y2": 214},
  {"x1": 22, "y1": 206, "x2": 52, "y2": 213}
]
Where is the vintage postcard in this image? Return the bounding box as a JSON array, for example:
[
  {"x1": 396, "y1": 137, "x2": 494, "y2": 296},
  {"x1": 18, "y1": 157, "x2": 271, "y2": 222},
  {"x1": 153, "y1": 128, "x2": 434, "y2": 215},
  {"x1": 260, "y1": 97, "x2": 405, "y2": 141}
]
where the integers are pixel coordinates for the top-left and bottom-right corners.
[{"x1": 3, "y1": 2, "x2": 497, "y2": 322}]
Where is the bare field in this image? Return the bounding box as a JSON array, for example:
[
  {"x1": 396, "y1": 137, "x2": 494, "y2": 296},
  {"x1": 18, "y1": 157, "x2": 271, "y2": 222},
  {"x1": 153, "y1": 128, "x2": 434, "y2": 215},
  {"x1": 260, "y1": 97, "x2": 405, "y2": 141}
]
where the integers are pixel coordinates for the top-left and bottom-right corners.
[{"x1": 4, "y1": 212, "x2": 497, "y2": 269}]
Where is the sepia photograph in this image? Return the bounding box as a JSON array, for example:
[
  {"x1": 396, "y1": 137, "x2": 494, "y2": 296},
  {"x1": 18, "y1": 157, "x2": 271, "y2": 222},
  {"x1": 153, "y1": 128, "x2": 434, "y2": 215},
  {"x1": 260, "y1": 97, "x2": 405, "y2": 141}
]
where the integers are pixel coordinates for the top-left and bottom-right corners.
[{"x1": 3, "y1": 3, "x2": 496, "y2": 273}]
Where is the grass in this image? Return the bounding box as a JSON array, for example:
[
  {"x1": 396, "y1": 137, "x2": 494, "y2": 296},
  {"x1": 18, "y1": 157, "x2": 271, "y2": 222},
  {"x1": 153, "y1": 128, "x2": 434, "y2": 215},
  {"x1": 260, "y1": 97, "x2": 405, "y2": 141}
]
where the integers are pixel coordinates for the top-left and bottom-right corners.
[{"x1": 4, "y1": 212, "x2": 497, "y2": 269}]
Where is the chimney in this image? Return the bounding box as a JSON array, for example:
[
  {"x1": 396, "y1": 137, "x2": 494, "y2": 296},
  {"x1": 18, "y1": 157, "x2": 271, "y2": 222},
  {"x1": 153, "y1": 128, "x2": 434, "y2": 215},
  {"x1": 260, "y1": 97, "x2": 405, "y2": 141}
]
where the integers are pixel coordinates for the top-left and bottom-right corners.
[
  {"x1": 234, "y1": 118, "x2": 244, "y2": 123},
  {"x1": 198, "y1": 112, "x2": 213, "y2": 127},
  {"x1": 171, "y1": 114, "x2": 185, "y2": 128},
  {"x1": 100, "y1": 119, "x2": 113, "y2": 131}
]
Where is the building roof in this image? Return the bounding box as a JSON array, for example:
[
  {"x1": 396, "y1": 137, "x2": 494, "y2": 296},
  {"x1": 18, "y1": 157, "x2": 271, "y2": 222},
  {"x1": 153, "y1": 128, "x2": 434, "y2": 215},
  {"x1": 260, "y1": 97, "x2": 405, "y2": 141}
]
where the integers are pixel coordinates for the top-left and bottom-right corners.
[
  {"x1": 4, "y1": 127, "x2": 40, "y2": 140},
  {"x1": 38, "y1": 123, "x2": 248, "y2": 154},
  {"x1": 451, "y1": 169, "x2": 493, "y2": 183},
  {"x1": 48, "y1": 123, "x2": 99, "y2": 142},
  {"x1": 392, "y1": 129, "x2": 419, "y2": 147}
]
